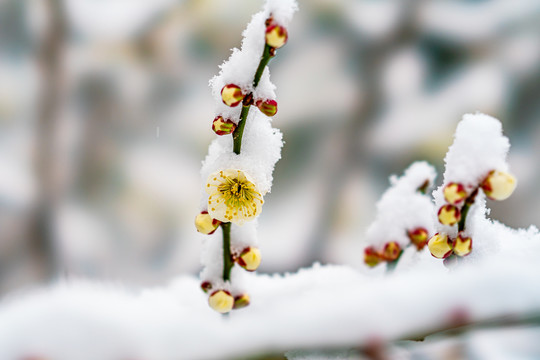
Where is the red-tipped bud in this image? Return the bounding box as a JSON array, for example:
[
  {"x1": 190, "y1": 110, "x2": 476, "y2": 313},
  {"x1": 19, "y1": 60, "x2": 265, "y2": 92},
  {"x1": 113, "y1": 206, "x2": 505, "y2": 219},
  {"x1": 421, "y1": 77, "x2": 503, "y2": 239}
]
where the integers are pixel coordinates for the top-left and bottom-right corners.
[
  {"x1": 438, "y1": 204, "x2": 461, "y2": 226},
  {"x1": 265, "y1": 24, "x2": 288, "y2": 49},
  {"x1": 381, "y1": 241, "x2": 402, "y2": 261},
  {"x1": 236, "y1": 247, "x2": 261, "y2": 271},
  {"x1": 364, "y1": 246, "x2": 382, "y2": 267},
  {"x1": 221, "y1": 84, "x2": 245, "y2": 107},
  {"x1": 408, "y1": 227, "x2": 429, "y2": 250},
  {"x1": 453, "y1": 233, "x2": 472, "y2": 257},
  {"x1": 233, "y1": 294, "x2": 251, "y2": 309},
  {"x1": 200, "y1": 281, "x2": 212, "y2": 293},
  {"x1": 212, "y1": 116, "x2": 236, "y2": 136},
  {"x1": 427, "y1": 233, "x2": 453, "y2": 259},
  {"x1": 195, "y1": 211, "x2": 221, "y2": 235},
  {"x1": 208, "y1": 290, "x2": 234, "y2": 314},
  {"x1": 443, "y1": 182, "x2": 468, "y2": 205},
  {"x1": 256, "y1": 99, "x2": 278, "y2": 117},
  {"x1": 481, "y1": 170, "x2": 517, "y2": 201}
]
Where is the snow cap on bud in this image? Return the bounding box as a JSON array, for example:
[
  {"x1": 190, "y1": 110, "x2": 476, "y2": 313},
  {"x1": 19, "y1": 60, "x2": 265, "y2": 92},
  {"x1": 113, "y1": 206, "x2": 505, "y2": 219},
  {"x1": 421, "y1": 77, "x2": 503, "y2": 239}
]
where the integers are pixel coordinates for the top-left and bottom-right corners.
[
  {"x1": 482, "y1": 170, "x2": 517, "y2": 201},
  {"x1": 208, "y1": 290, "x2": 234, "y2": 314},
  {"x1": 200, "y1": 281, "x2": 212, "y2": 293},
  {"x1": 237, "y1": 247, "x2": 262, "y2": 271},
  {"x1": 408, "y1": 227, "x2": 429, "y2": 250},
  {"x1": 256, "y1": 99, "x2": 278, "y2": 117},
  {"x1": 195, "y1": 211, "x2": 221, "y2": 235},
  {"x1": 221, "y1": 84, "x2": 245, "y2": 107},
  {"x1": 265, "y1": 23, "x2": 288, "y2": 49},
  {"x1": 212, "y1": 116, "x2": 236, "y2": 136},
  {"x1": 233, "y1": 294, "x2": 251, "y2": 309},
  {"x1": 364, "y1": 247, "x2": 382, "y2": 267},
  {"x1": 444, "y1": 183, "x2": 468, "y2": 205},
  {"x1": 382, "y1": 241, "x2": 402, "y2": 261},
  {"x1": 453, "y1": 233, "x2": 472, "y2": 257},
  {"x1": 438, "y1": 204, "x2": 461, "y2": 226},
  {"x1": 428, "y1": 233, "x2": 453, "y2": 259}
]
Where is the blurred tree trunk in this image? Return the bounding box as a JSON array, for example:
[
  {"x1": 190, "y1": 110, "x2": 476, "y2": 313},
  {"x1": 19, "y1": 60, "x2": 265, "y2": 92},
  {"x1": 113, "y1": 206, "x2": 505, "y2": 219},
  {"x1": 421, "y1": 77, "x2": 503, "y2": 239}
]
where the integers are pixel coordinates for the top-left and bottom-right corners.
[{"x1": 30, "y1": 0, "x2": 67, "y2": 280}]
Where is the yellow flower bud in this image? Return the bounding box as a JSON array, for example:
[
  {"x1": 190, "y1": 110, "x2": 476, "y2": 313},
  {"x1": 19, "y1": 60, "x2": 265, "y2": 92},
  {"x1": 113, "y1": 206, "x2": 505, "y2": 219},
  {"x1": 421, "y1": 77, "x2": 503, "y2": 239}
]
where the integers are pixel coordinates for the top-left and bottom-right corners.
[
  {"x1": 482, "y1": 170, "x2": 516, "y2": 201},
  {"x1": 195, "y1": 211, "x2": 221, "y2": 235},
  {"x1": 453, "y1": 233, "x2": 472, "y2": 257},
  {"x1": 200, "y1": 281, "x2": 212, "y2": 293},
  {"x1": 438, "y1": 204, "x2": 461, "y2": 226},
  {"x1": 364, "y1": 246, "x2": 382, "y2": 267},
  {"x1": 256, "y1": 99, "x2": 278, "y2": 117},
  {"x1": 408, "y1": 227, "x2": 429, "y2": 250},
  {"x1": 265, "y1": 24, "x2": 288, "y2": 49},
  {"x1": 381, "y1": 241, "x2": 402, "y2": 261},
  {"x1": 212, "y1": 116, "x2": 236, "y2": 136},
  {"x1": 443, "y1": 182, "x2": 468, "y2": 205},
  {"x1": 233, "y1": 294, "x2": 251, "y2": 309},
  {"x1": 208, "y1": 290, "x2": 234, "y2": 314},
  {"x1": 221, "y1": 84, "x2": 245, "y2": 107},
  {"x1": 237, "y1": 247, "x2": 261, "y2": 271},
  {"x1": 428, "y1": 233, "x2": 453, "y2": 259}
]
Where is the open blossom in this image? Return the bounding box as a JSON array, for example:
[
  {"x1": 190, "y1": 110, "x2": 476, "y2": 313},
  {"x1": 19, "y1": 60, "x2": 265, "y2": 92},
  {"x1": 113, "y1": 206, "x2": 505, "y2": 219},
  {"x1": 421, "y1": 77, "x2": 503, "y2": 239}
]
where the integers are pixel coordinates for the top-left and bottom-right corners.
[{"x1": 206, "y1": 169, "x2": 264, "y2": 225}]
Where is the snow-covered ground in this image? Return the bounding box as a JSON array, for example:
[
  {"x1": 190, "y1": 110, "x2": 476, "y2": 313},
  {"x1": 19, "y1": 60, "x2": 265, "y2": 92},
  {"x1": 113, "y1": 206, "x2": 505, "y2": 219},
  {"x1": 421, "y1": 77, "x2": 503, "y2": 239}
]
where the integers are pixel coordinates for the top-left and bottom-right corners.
[{"x1": 0, "y1": 218, "x2": 538, "y2": 359}]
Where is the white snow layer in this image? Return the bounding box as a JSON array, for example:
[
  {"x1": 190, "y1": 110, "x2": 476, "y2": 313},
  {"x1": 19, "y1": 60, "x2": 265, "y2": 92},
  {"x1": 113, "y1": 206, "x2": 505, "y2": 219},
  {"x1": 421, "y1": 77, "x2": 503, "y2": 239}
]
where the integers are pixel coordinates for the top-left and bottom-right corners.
[
  {"x1": 0, "y1": 221, "x2": 538, "y2": 360},
  {"x1": 365, "y1": 161, "x2": 436, "y2": 249}
]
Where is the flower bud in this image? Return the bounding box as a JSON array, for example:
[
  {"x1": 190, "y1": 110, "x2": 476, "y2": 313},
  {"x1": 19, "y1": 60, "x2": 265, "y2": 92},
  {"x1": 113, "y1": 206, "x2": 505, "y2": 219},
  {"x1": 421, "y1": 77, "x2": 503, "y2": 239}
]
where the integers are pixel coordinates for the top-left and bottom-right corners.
[
  {"x1": 200, "y1": 281, "x2": 212, "y2": 293},
  {"x1": 256, "y1": 99, "x2": 278, "y2": 117},
  {"x1": 427, "y1": 233, "x2": 453, "y2": 259},
  {"x1": 438, "y1": 204, "x2": 461, "y2": 226},
  {"x1": 453, "y1": 233, "x2": 472, "y2": 257},
  {"x1": 221, "y1": 84, "x2": 245, "y2": 107},
  {"x1": 195, "y1": 211, "x2": 221, "y2": 235},
  {"x1": 481, "y1": 170, "x2": 517, "y2": 201},
  {"x1": 265, "y1": 24, "x2": 288, "y2": 49},
  {"x1": 364, "y1": 246, "x2": 382, "y2": 267},
  {"x1": 443, "y1": 182, "x2": 467, "y2": 205},
  {"x1": 212, "y1": 116, "x2": 236, "y2": 136},
  {"x1": 236, "y1": 247, "x2": 262, "y2": 271},
  {"x1": 233, "y1": 294, "x2": 251, "y2": 309},
  {"x1": 208, "y1": 290, "x2": 234, "y2": 314},
  {"x1": 408, "y1": 227, "x2": 429, "y2": 250},
  {"x1": 381, "y1": 241, "x2": 402, "y2": 261}
]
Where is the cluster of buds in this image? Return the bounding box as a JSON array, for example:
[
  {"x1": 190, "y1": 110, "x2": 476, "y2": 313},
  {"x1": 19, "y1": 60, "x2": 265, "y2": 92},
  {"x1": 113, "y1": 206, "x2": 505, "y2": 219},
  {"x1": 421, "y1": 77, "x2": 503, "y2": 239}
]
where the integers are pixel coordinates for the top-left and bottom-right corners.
[
  {"x1": 429, "y1": 170, "x2": 516, "y2": 259},
  {"x1": 364, "y1": 226, "x2": 430, "y2": 267},
  {"x1": 211, "y1": 16, "x2": 288, "y2": 137},
  {"x1": 364, "y1": 241, "x2": 402, "y2": 267},
  {"x1": 217, "y1": 84, "x2": 279, "y2": 128},
  {"x1": 363, "y1": 162, "x2": 437, "y2": 269},
  {"x1": 427, "y1": 232, "x2": 472, "y2": 259},
  {"x1": 200, "y1": 246, "x2": 261, "y2": 313}
]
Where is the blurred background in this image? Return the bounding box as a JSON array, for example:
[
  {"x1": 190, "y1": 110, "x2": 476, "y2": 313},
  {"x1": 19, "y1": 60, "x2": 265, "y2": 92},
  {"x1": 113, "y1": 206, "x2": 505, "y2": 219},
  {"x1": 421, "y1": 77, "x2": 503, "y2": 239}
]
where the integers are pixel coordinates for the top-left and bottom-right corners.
[{"x1": 0, "y1": 0, "x2": 539, "y2": 294}]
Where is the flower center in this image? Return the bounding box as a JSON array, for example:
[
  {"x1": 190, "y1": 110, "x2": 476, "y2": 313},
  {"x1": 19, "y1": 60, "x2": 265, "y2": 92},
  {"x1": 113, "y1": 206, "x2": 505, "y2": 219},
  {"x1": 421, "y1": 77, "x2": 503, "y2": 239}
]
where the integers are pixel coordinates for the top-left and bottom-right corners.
[{"x1": 218, "y1": 177, "x2": 255, "y2": 207}]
